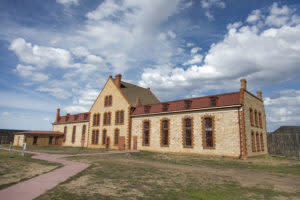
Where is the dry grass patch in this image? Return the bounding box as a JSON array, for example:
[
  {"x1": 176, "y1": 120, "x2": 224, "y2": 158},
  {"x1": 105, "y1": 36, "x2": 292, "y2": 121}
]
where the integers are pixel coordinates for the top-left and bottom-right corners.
[
  {"x1": 0, "y1": 150, "x2": 60, "y2": 189},
  {"x1": 37, "y1": 152, "x2": 300, "y2": 199}
]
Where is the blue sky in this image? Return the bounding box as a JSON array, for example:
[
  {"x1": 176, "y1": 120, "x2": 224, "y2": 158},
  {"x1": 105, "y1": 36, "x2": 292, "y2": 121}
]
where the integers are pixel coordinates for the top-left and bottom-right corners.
[{"x1": 0, "y1": 0, "x2": 300, "y2": 131}]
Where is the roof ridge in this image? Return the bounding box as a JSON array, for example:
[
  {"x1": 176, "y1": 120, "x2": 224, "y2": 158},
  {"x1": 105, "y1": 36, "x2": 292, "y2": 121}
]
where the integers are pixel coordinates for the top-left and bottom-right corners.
[{"x1": 121, "y1": 81, "x2": 148, "y2": 90}]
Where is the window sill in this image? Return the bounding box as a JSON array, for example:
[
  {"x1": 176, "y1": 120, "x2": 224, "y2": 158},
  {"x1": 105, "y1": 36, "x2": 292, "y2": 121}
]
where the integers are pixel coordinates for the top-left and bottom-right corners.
[
  {"x1": 203, "y1": 146, "x2": 215, "y2": 150},
  {"x1": 183, "y1": 145, "x2": 193, "y2": 148}
]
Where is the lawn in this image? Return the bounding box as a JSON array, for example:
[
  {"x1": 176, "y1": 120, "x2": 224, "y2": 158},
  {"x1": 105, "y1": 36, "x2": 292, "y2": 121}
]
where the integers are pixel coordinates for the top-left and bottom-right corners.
[
  {"x1": 36, "y1": 151, "x2": 300, "y2": 200},
  {"x1": 0, "y1": 150, "x2": 61, "y2": 190},
  {"x1": 2, "y1": 144, "x2": 111, "y2": 155}
]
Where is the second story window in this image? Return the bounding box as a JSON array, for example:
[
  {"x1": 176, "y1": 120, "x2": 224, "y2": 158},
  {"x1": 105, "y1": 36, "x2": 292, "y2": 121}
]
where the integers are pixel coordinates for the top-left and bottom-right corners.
[
  {"x1": 254, "y1": 110, "x2": 258, "y2": 127},
  {"x1": 259, "y1": 112, "x2": 262, "y2": 128},
  {"x1": 103, "y1": 112, "x2": 111, "y2": 125},
  {"x1": 210, "y1": 97, "x2": 217, "y2": 107},
  {"x1": 143, "y1": 121, "x2": 150, "y2": 146},
  {"x1": 250, "y1": 108, "x2": 254, "y2": 126},
  {"x1": 115, "y1": 110, "x2": 125, "y2": 124}
]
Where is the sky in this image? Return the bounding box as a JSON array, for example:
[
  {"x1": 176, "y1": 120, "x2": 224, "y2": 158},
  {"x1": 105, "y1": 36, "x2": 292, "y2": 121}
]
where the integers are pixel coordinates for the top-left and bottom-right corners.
[{"x1": 0, "y1": 0, "x2": 300, "y2": 132}]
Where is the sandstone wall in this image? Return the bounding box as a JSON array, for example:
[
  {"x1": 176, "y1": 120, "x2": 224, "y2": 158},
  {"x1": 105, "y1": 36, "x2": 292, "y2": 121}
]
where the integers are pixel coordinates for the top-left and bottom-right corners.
[
  {"x1": 88, "y1": 78, "x2": 130, "y2": 150},
  {"x1": 53, "y1": 121, "x2": 89, "y2": 147},
  {"x1": 243, "y1": 91, "x2": 268, "y2": 157},
  {"x1": 131, "y1": 107, "x2": 241, "y2": 157}
]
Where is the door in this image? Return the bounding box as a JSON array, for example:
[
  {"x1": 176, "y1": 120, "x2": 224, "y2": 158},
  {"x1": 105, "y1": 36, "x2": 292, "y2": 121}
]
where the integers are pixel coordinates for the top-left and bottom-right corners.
[
  {"x1": 55, "y1": 137, "x2": 59, "y2": 145},
  {"x1": 106, "y1": 137, "x2": 110, "y2": 149},
  {"x1": 133, "y1": 136, "x2": 137, "y2": 150}
]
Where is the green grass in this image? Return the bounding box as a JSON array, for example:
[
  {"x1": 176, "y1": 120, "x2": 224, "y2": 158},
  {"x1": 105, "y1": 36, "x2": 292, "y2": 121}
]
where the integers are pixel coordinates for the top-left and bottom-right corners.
[
  {"x1": 36, "y1": 152, "x2": 300, "y2": 200},
  {"x1": 2, "y1": 144, "x2": 111, "y2": 155},
  {"x1": 0, "y1": 150, "x2": 61, "y2": 190}
]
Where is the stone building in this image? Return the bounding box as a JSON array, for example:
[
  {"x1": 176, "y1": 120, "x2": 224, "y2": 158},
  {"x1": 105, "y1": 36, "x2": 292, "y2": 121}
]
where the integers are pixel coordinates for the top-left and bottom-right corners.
[{"x1": 13, "y1": 74, "x2": 267, "y2": 158}]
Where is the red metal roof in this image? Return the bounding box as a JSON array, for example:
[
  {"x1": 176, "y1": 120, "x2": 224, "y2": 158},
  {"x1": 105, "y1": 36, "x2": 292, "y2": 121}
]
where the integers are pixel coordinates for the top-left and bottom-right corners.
[
  {"x1": 132, "y1": 92, "x2": 241, "y2": 115},
  {"x1": 16, "y1": 131, "x2": 64, "y2": 135},
  {"x1": 55, "y1": 112, "x2": 90, "y2": 124}
]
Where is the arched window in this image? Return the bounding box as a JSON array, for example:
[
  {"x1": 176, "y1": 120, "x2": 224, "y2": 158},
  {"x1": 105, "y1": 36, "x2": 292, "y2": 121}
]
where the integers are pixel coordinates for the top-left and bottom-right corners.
[
  {"x1": 63, "y1": 126, "x2": 67, "y2": 142},
  {"x1": 108, "y1": 112, "x2": 111, "y2": 125},
  {"x1": 143, "y1": 121, "x2": 150, "y2": 146},
  {"x1": 104, "y1": 96, "x2": 108, "y2": 106},
  {"x1": 72, "y1": 126, "x2": 76, "y2": 143},
  {"x1": 102, "y1": 129, "x2": 107, "y2": 145},
  {"x1": 203, "y1": 117, "x2": 214, "y2": 148},
  {"x1": 260, "y1": 133, "x2": 264, "y2": 151},
  {"x1": 254, "y1": 110, "x2": 258, "y2": 127},
  {"x1": 183, "y1": 118, "x2": 192, "y2": 147},
  {"x1": 256, "y1": 132, "x2": 260, "y2": 151},
  {"x1": 92, "y1": 130, "x2": 95, "y2": 144},
  {"x1": 249, "y1": 108, "x2": 253, "y2": 126},
  {"x1": 259, "y1": 112, "x2": 262, "y2": 128},
  {"x1": 251, "y1": 131, "x2": 256, "y2": 152},
  {"x1": 114, "y1": 129, "x2": 119, "y2": 145},
  {"x1": 161, "y1": 119, "x2": 169, "y2": 146}
]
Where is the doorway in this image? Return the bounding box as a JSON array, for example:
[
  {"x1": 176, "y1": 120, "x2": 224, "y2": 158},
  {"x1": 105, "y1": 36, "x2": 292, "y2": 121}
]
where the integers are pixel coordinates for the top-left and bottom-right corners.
[{"x1": 106, "y1": 137, "x2": 110, "y2": 149}]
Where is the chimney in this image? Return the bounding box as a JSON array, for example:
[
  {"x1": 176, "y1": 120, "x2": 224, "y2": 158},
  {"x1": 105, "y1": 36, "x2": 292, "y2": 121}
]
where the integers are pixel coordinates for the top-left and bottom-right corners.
[
  {"x1": 56, "y1": 108, "x2": 60, "y2": 122},
  {"x1": 240, "y1": 79, "x2": 247, "y2": 90},
  {"x1": 135, "y1": 97, "x2": 142, "y2": 107},
  {"x1": 147, "y1": 88, "x2": 151, "y2": 95},
  {"x1": 109, "y1": 75, "x2": 112, "y2": 79},
  {"x1": 257, "y1": 90, "x2": 262, "y2": 100},
  {"x1": 115, "y1": 74, "x2": 122, "y2": 88}
]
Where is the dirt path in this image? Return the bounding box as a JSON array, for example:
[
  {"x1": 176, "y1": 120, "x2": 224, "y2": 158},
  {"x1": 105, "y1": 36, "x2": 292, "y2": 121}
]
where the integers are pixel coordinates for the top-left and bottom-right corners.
[{"x1": 0, "y1": 148, "x2": 137, "y2": 200}]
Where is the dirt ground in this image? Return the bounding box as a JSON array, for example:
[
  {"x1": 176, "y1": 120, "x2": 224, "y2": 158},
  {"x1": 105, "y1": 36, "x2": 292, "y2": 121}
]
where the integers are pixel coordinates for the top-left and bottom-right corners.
[{"x1": 36, "y1": 151, "x2": 300, "y2": 200}]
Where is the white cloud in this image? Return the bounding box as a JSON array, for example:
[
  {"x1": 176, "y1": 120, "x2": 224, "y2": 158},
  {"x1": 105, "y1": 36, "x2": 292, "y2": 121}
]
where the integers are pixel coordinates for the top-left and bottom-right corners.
[
  {"x1": 36, "y1": 87, "x2": 71, "y2": 99},
  {"x1": 264, "y1": 89, "x2": 300, "y2": 131},
  {"x1": 201, "y1": 0, "x2": 225, "y2": 20},
  {"x1": 247, "y1": 10, "x2": 262, "y2": 24},
  {"x1": 186, "y1": 42, "x2": 194, "y2": 47},
  {"x1": 14, "y1": 64, "x2": 49, "y2": 82},
  {"x1": 183, "y1": 54, "x2": 203, "y2": 65},
  {"x1": 63, "y1": 105, "x2": 87, "y2": 114},
  {"x1": 167, "y1": 30, "x2": 176, "y2": 39},
  {"x1": 10, "y1": 38, "x2": 73, "y2": 68},
  {"x1": 190, "y1": 47, "x2": 201, "y2": 54},
  {"x1": 265, "y1": 3, "x2": 294, "y2": 27},
  {"x1": 85, "y1": 55, "x2": 104, "y2": 64},
  {"x1": 140, "y1": 3, "x2": 300, "y2": 100},
  {"x1": 71, "y1": 46, "x2": 90, "y2": 57},
  {"x1": 56, "y1": 0, "x2": 78, "y2": 6}
]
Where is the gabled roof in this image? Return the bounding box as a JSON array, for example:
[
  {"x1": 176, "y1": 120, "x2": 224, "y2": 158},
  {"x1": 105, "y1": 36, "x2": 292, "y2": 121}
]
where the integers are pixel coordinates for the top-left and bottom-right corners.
[
  {"x1": 119, "y1": 81, "x2": 160, "y2": 106},
  {"x1": 54, "y1": 112, "x2": 90, "y2": 124},
  {"x1": 132, "y1": 92, "x2": 241, "y2": 116},
  {"x1": 272, "y1": 126, "x2": 300, "y2": 135},
  {"x1": 15, "y1": 131, "x2": 64, "y2": 135}
]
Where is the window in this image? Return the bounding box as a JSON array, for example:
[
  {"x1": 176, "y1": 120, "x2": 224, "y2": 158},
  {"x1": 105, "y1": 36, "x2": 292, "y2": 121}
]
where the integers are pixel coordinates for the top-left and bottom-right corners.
[
  {"x1": 49, "y1": 136, "x2": 53, "y2": 145},
  {"x1": 103, "y1": 112, "x2": 111, "y2": 125},
  {"x1": 183, "y1": 118, "x2": 192, "y2": 147},
  {"x1": 259, "y1": 112, "x2": 262, "y2": 128},
  {"x1": 93, "y1": 114, "x2": 97, "y2": 126},
  {"x1": 260, "y1": 133, "x2": 264, "y2": 151},
  {"x1": 162, "y1": 103, "x2": 169, "y2": 112},
  {"x1": 102, "y1": 129, "x2": 107, "y2": 145},
  {"x1": 254, "y1": 110, "x2": 258, "y2": 127},
  {"x1": 210, "y1": 97, "x2": 217, "y2": 107},
  {"x1": 120, "y1": 111, "x2": 124, "y2": 124},
  {"x1": 249, "y1": 108, "x2": 254, "y2": 126},
  {"x1": 96, "y1": 113, "x2": 100, "y2": 126},
  {"x1": 115, "y1": 111, "x2": 119, "y2": 124},
  {"x1": 256, "y1": 132, "x2": 260, "y2": 151},
  {"x1": 143, "y1": 121, "x2": 150, "y2": 146},
  {"x1": 72, "y1": 126, "x2": 76, "y2": 143},
  {"x1": 82, "y1": 125, "x2": 86, "y2": 141},
  {"x1": 95, "y1": 130, "x2": 99, "y2": 144},
  {"x1": 114, "y1": 129, "x2": 119, "y2": 145},
  {"x1": 104, "y1": 95, "x2": 112, "y2": 106},
  {"x1": 251, "y1": 131, "x2": 256, "y2": 152},
  {"x1": 184, "y1": 100, "x2": 192, "y2": 109},
  {"x1": 63, "y1": 126, "x2": 67, "y2": 142},
  {"x1": 203, "y1": 117, "x2": 214, "y2": 148},
  {"x1": 108, "y1": 95, "x2": 112, "y2": 106},
  {"x1": 92, "y1": 130, "x2": 95, "y2": 144},
  {"x1": 115, "y1": 110, "x2": 124, "y2": 124},
  {"x1": 144, "y1": 105, "x2": 151, "y2": 113},
  {"x1": 161, "y1": 119, "x2": 169, "y2": 146},
  {"x1": 33, "y1": 136, "x2": 38, "y2": 145}
]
